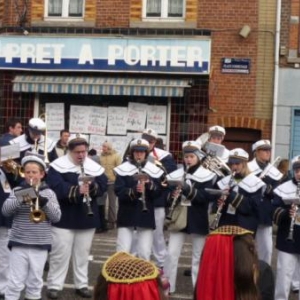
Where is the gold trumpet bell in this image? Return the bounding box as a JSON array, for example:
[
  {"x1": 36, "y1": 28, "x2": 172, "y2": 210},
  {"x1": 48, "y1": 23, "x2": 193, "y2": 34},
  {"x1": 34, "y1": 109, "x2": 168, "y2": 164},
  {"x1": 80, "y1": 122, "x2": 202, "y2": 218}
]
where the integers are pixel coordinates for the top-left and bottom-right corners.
[{"x1": 29, "y1": 209, "x2": 46, "y2": 223}]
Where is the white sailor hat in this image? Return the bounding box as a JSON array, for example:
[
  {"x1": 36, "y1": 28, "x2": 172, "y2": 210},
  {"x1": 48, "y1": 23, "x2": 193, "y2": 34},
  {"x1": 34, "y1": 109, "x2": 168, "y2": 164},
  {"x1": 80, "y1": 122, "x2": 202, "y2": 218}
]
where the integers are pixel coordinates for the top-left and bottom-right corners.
[
  {"x1": 252, "y1": 140, "x2": 271, "y2": 152},
  {"x1": 67, "y1": 133, "x2": 89, "y2": 146},
  {"x1": 21, "y1": 152, "x2": 46, "y2": 170},
  {"x1": 28, "y1": 118, "x2": 46, "y2": 134},
  {"x1": 142, "y1": 128, "x2": 158, "y2": 142},
  {"x1": 130, "y1": 139, "x2": 149, "y2": 152},
  {"x1": 208, "y1": 125, "x2": 226, "y2": 136},
  {"x1": 228, "y1": 148, "x2": 249, "y2": 164},
  {"x1": 182, "y1": 141, "x2": 204, "y2": 160},
  {"x1": 292, "y1": 155, "x2": 300, "y2": 170}
]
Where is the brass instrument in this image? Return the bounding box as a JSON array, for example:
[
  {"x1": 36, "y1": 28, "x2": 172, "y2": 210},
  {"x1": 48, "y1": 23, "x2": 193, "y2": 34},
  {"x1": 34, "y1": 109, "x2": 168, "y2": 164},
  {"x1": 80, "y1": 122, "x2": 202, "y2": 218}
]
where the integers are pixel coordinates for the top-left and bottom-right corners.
[
  {"x1": 135, "y1": 160, "x2": 148, "y2": 212},
  {"x1": 29, "y1": 179, "x2": 46, "y2": 223},
  {"x1": 259, "y1": 156, "x2": 281, "y2": 179},
  {"x1": 202, "y1": 154, "x2": 232, "y2": 178},
  {"x1": 210, "y1": 171, "x2": 236, "y2": 230},
  {"x1": 79, "y1": 162, "x2": 94, "y2": 216},
  {"x1": 1, "y1": 158, "x2": 24, "y2": 178},
  {"x1": 166, "y1": 166, "x2": 189, "y2": 220},
  {"x1": 38, "y1": 113, "x2": 50, "y2": 166},
  {"x1": 287, "y1": 181, "x2": 300, "y2": 241}
]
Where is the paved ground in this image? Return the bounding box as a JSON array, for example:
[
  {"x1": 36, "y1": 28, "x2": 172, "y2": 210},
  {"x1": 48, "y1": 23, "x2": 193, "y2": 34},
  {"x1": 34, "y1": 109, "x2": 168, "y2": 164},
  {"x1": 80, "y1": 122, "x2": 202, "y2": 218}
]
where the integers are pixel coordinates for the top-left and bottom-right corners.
[{"x1": 32, "y1": 228, "x2": 298, "y2": 300}]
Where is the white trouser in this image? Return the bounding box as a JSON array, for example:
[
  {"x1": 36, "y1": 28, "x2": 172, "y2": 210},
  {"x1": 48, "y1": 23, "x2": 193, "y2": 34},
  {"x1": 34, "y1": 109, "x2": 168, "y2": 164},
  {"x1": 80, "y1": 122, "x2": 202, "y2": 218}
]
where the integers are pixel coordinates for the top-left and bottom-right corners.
[
  {"x1": 152, "y1": 207, "x2": 167, "y2": 268},
  {"x1": 291, "y1": 261, "x2": 300, "y2": 290},
  {"x1": 164, "y1": 232, "x2": 205, "y2": 293},
  {"x1": 255, "y1": 225, "x2": 273, "y2": 265},
  {"x1": 5, "y1": 246, "x2": 48, "y2": 300},
  {"x1": 275, "y1": 251, "x2": 300, "y2": 300},
  {"x1": 47, "y1": 227, "x2": 95, "y2": 290},
  {"x1": 116, "y1": 227, "x2": 153, "y2": 260},
  {"x1": 0, "y1": 227, "x2": 10, "y2": 294}
]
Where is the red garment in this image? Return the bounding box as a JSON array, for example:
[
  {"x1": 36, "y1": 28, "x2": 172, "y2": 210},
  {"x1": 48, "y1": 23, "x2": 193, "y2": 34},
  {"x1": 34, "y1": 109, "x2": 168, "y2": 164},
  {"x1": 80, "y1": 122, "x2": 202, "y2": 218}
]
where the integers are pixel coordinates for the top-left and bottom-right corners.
[
  {"x1": 196, "y1": 235, "x2": 235, "y2": 300},
  {"x1": 107, "y1": 280, "x2": 161, "y2": 300}
]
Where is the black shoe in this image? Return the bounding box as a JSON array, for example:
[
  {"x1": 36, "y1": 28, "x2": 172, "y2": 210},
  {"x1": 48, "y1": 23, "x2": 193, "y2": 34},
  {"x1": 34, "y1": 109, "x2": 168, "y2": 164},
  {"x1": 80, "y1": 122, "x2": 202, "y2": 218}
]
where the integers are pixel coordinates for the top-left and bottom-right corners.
[
  {"x1": 0, "y1": 294, "x2": 4, "y2": 300},
  {"x1": 75, "y1": 288, "x2": 92, "y2": 298},
  {"x1": 183, "y1": 269, "x2": 191, "y2": 276},
  {"x1": 24, "y1": 298, "x2": 42, "y2": 300},
  {"x1": 47, "y1": 289, "x2": 59, "y2": 299},
  {"x1": 293, "y1": 289, "x2": 299, "y2": 294}
]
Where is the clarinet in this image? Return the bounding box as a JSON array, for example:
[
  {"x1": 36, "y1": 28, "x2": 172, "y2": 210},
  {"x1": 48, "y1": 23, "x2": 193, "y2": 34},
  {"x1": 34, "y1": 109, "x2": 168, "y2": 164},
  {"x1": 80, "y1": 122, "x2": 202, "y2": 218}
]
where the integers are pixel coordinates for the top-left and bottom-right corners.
[
  {"x1": 79, "y1": 162, "x2": 94, "y2": 216},
  {"x1": 136, "y1": 160, "x2": 148, "y2": 212},
  {"x1": 210, "y1": 171, "x2": 236, "y2": 231},
  {"x1": 287, "y1": 181, "x2": 300, "y2": 241}
]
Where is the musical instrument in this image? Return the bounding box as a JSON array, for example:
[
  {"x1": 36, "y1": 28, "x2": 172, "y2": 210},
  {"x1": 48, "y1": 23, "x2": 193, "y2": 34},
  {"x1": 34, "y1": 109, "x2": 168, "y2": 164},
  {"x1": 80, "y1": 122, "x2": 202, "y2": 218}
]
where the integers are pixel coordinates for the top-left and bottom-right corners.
[
  {"x1": 287, "y1": 181, "x2": 300, "y2": 241},
  {"x1": 1, "y1": 158, "x2": 24, "y2": 178},
  {"x1": 166, "y1": 166, "x2": 189, "y2": 220},
  {"x1": 209, "y1": 171, "x2": 236, "y2": 230},
  {"x1": 202, "y1": 154, "x2": 232, "y2": 178},
  {"x1": 259, "y1": 156, "x2": 281, "y2": 179},
  {"x1": 135, "y1": 160, "x2": 148, "y2": 212},
  {"x1": 38, "y1": 113, "x2": 50, "y2": 165},
  {"x1": 29, "y1": 179, "x2": 46, "y2": 223},
  {"x1": 79, "y1": 162, "x2": 94, "y2": 216}
]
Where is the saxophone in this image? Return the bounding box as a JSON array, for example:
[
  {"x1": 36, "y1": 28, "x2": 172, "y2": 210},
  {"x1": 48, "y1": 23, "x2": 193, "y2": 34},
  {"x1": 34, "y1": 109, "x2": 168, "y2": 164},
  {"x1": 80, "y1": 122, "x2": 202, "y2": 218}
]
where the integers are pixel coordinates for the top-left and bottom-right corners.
[{"x1": 286, "y1": 181, "x2": 300, "y2": 241}]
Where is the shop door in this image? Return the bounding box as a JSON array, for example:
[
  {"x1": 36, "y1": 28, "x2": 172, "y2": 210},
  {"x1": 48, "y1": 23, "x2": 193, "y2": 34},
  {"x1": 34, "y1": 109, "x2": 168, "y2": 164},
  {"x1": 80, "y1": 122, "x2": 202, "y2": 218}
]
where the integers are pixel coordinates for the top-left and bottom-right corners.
[
  {"x1": 291, "y1": 109, "x2": 300, "y2": 158},
  {"x1": 223, "y1": 128, "x2": 261, "y2": 160}
]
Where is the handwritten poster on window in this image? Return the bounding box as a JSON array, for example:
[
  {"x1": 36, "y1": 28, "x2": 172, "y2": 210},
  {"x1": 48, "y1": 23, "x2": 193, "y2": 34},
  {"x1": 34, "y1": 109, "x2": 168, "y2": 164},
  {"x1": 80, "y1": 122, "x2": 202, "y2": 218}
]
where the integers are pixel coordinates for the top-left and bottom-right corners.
[
  {"x1": 126, "y1": 102, "x2": 147, "y2": 131},
  {"x1": 69, "y1": 105, "x2": 107, "y2": 134},
  {"x1": 46, "y1": 103, "x2": 65, "y2": 130},
  {"x1": 146, "y1": 105, "x2": 167, "y2": 134},
  {"x1": 69, "y1": 105, "x2": 89, "y2": 133},
  {"x1": 89, "y1": 135, "x2": 107, "y2": 153},
  {"x1": 47, "y1": 131, "x2": 60, "y2": 143},
  {"x1": 107, "y1": 107, "x2": 128, "y2": 135},
  {"x1": 87, "y1": 106, "x2": 107, "y2": 135}
]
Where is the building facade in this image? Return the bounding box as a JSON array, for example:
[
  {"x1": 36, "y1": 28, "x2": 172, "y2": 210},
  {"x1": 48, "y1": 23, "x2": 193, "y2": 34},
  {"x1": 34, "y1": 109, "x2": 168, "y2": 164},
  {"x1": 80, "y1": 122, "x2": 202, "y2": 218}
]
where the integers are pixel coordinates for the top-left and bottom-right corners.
[{"x1": 0, "y1": 0, "x2": 277, "y2": 162}]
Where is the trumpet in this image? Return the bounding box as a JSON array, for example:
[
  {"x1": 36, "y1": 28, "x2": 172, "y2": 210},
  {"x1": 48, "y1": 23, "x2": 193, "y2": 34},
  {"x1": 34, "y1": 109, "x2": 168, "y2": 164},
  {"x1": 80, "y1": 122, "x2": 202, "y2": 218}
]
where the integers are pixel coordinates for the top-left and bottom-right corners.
[
  {"x1": 210, "y1": 171, "x2": 236, "y2": 231},
  {"x1": 29, "y1": 179, "x2": 46, "y2": 223},
  {"x1": 79, "y1": 162, "x2": 94, "y2": 216},
  {"x1": 287, "y1": 181, "x2": 300, "y2": 241}
]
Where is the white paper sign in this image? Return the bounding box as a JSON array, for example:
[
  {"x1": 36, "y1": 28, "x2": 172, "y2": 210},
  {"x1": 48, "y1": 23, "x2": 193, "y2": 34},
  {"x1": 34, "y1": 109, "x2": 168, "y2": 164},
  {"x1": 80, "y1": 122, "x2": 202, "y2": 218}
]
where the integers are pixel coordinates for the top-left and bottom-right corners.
[
  {"x1": 69, "y1": 105, "x2": 89, "y2": 133},
  {"x1": 107, "y1": 107, "x2": 128, "y2": 135},
  {"x1": 87, "y1": 106, "x2": 107, "y2": 135},
  {"x1": 47, "y1": 131, "x2": 60, "y2": 143},
  {"x1": 126, "y1": 102, "x2": 147, "y2": 131},
  {"x1": 147, "y1": 105, "x2": 167, "y2": 134},
  {"x1": 45, "y1": 103, "x2": 65, "y2": 130},
  {"x1": 89, "y1": 135, "x2": 107, "y2": 153}
]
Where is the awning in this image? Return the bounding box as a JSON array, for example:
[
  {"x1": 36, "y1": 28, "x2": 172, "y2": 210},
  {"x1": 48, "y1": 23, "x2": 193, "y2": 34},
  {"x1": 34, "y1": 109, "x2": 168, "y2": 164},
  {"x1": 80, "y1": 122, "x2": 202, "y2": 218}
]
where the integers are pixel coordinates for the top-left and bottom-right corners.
[{"x1": 12, "y1": 75, "x2": 191, "y2": 97}]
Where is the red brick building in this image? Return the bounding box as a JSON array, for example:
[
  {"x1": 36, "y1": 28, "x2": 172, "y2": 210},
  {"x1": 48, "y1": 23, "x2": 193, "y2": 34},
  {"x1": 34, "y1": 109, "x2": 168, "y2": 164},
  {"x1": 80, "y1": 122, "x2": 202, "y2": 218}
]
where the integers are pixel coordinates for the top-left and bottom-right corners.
[{"x1": 0, "y1": 0, "x2": 277, "y2": 161}]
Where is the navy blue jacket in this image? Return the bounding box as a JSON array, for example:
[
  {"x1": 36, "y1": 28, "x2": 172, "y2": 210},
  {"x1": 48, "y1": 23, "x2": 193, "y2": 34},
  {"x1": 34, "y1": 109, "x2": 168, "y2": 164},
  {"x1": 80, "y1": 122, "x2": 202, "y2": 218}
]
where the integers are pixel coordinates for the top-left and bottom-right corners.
[
  {"x1": 115, "y1": 172, "x2": 161, "y2": 229},
  {"x1": 46, "y1": 166, "x2": 107, "y2": 229},
  {"x1": 218, "y1": 186, "x2": 261, "y2": 233}
]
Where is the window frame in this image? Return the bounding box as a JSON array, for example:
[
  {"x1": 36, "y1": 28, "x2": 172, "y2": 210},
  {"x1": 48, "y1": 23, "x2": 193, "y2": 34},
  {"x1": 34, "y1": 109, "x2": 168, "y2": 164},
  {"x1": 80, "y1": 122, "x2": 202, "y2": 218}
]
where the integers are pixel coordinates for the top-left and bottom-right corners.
[
  {"x1": 44, "y1": 0, "x2": 85, "y2": 21},
  {"x1": 142, "y1": 0, "x2": 186, "y2": 22}
]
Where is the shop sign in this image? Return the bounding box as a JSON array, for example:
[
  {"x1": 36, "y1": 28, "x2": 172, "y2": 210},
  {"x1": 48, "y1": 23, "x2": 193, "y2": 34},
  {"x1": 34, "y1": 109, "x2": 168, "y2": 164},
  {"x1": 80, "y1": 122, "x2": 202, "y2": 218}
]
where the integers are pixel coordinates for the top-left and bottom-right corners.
[{"x1": 0, "y1": 36, "x2": 211, "y2": 74}]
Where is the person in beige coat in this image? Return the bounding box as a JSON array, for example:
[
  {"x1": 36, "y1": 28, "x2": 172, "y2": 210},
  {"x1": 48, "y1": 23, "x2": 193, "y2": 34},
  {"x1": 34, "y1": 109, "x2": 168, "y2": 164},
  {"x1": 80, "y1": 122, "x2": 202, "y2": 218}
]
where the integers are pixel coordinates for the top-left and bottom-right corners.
[{"x1": 99, "y1": 141, "x2": 122, "y2": 230}]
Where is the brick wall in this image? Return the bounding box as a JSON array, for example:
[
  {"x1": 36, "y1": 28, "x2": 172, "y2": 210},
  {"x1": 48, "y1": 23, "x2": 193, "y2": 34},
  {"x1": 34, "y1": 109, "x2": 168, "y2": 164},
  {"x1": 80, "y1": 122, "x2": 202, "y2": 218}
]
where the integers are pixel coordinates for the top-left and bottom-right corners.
[{"x1": 199, "y1": 0, "x2": 275, "y2": 138}]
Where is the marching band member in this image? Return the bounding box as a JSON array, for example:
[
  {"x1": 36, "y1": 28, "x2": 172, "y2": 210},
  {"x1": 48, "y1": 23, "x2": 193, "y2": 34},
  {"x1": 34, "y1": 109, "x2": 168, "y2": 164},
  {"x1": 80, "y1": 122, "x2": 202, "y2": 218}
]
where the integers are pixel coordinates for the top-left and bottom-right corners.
[
  {"x1": 141, "y1": 129, "x2": 177, "y2": 269},
  {"x1": 46, "y1": 134, "x2": 107, "y2": 299},
  {"x1": 0, "y1": 156, "x2": 23, "y2": 300},
  {"x1": 10, "y1": 117, "x2": 57, "y2": 162},
  {"x1": 2, "y1": 153, "x2": 61, "y2": 300},
  {"x1": 216, "y1": 148, "x2": 265, "y2": 232},
  {"x1": 248, "y1": 140, "x2": 283, "y2": 265},
  {"x1": 273, "y1": 155, "x2": 300, "y2": 300},
  {"x1": 113, "y1": 138, "x2": 163, "y2": 261},
  {"x1": 164, "y1": 140, "x2": 217, "y2": 294}
]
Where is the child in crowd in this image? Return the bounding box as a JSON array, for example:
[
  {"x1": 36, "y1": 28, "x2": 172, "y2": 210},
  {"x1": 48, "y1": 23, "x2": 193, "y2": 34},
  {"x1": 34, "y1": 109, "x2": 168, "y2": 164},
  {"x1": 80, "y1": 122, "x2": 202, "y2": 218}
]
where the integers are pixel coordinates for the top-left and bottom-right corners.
[{"x1": 2, "y1": 154, "x2": 61, "y2": 300}]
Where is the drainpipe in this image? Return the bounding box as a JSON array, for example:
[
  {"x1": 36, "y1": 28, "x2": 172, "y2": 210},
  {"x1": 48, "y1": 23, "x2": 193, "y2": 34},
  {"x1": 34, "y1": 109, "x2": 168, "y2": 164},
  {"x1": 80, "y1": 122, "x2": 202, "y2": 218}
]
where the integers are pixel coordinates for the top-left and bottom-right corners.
[{"x1": 271, "y1": 0, "x2": 281, "y2": 160}]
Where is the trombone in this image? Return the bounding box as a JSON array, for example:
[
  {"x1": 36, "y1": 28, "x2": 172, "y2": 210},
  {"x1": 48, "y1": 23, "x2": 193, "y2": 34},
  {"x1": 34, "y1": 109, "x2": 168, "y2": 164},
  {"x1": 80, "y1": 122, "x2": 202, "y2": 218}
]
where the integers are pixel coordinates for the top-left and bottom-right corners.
[{"x1": 38, "y1": 113, "x2": 50, "y2": 166}]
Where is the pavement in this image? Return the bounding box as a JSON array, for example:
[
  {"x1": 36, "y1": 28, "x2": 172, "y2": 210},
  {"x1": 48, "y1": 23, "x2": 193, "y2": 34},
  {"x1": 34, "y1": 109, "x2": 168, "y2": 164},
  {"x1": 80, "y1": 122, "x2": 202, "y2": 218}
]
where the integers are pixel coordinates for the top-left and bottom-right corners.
[{"x1": 32, "y1": 228, "x2": 297, "y2": 300}]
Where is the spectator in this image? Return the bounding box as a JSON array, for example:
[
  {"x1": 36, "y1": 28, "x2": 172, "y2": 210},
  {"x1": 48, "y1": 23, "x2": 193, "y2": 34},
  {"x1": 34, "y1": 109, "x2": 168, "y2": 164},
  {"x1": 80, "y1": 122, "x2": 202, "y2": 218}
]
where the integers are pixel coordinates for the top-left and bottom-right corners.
[
  {"x1": 0, "y1": 118, "x2": 22, "y2": 146},
  {"x1": 99, "y1": 141, "x2": 122, "y2": 229},
  {"x1": 55, "y1": 129, "x2": 70, "y2": 157}
]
